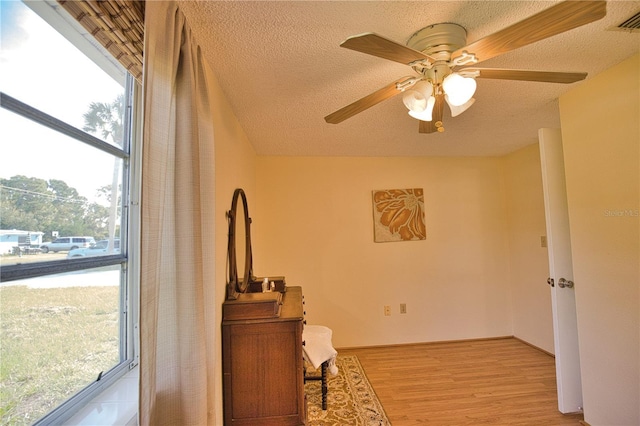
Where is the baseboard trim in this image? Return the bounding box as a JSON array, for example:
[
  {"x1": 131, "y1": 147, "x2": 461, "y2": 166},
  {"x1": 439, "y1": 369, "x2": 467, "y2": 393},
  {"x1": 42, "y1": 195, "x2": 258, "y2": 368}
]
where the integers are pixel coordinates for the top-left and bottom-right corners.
[
  {"x1": 513, "y1": 336, "x2": 555, "y2": 358},
  {"x1": 337, "y1": 335, "x2": 514, "y2": 351},
  {"x1": 337, "y1": 336, "x2": 557, "y2": 359}
]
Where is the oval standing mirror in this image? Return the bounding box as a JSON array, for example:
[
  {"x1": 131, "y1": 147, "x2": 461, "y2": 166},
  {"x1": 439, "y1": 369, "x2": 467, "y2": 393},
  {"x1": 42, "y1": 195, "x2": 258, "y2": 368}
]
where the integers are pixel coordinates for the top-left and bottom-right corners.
[{"x1": 226, "y1": 188, "x2": 253, "y2": 299}]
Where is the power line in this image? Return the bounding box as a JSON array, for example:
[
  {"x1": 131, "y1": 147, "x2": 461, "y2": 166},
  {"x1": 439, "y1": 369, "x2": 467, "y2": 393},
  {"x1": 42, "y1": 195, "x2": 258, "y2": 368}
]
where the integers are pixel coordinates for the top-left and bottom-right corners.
[{"x1": 0, "y1": 184, "x2": 87, "y2": 204}]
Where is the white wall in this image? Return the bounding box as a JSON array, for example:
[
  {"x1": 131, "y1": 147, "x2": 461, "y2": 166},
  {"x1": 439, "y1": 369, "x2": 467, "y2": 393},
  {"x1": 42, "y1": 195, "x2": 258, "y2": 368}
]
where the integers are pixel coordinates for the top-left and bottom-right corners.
[
  {"x1": 559, "y1": 54, "x2": 639, "y2": 425},
  {"x1": 253, "y1": 156, "x2": 514, "y2": 348}
]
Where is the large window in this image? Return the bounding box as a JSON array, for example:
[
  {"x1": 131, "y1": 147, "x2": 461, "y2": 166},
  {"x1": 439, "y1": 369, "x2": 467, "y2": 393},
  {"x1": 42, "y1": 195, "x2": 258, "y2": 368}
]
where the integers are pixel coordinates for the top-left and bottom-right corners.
[{"x1": 0, "y1": 1, "x2": 139, "y2": 424}]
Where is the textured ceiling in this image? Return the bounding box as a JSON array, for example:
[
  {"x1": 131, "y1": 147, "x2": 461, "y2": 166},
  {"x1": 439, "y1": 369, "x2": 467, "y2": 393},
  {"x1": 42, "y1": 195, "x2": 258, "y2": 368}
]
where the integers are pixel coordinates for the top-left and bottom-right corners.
[{"x1": 179, "y1": 1, "x2": 639, "y2": 157}]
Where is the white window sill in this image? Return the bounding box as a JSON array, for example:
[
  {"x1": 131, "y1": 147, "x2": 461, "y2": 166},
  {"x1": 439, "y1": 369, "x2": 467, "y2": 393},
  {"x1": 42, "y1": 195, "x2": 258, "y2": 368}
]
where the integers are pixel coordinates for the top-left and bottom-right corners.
[{"x1": 64, "y1": 366, "x2": 138, "y2": 426}]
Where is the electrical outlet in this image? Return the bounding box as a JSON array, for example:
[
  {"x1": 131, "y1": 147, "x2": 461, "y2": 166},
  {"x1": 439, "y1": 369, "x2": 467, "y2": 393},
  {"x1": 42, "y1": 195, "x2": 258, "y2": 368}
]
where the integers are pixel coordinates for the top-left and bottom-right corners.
[
  {"x1": 384, "y1": 305, "x2": 391, "y2": 316},
  {"x1": 400, "y1": 303, "x2": 407, "y2": 314}
]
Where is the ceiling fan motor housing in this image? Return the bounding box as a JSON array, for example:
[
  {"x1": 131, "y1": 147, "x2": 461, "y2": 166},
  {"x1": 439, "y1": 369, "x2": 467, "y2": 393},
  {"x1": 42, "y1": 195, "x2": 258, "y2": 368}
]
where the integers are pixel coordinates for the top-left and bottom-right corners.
[
  {"x1": 407, "y1": 23, "x2": 467, "y2": 61},
  {"x1": 407, "y1": 23, "x2": 468, "y2": 86}
]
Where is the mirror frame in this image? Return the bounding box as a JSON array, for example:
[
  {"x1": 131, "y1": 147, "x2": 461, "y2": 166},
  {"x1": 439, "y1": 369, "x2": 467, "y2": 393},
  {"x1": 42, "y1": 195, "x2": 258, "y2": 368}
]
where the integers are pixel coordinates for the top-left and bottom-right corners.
[{"x1": 226, "y1": 188, "x2": 254, "y2": 300}]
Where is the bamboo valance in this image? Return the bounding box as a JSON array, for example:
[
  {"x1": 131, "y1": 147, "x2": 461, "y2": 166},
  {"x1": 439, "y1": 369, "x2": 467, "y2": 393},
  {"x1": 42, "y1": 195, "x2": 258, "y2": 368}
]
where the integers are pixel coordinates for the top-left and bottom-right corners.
[{"x1": 57, "y1": 0, "x2": 145, "y2": 83}]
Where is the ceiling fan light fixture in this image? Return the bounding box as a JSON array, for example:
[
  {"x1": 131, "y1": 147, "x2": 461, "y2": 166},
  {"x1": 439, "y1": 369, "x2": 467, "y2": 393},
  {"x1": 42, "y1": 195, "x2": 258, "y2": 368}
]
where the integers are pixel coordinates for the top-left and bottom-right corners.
[
  {"x1": 408, "y1": 95, "x2": 436, "y2": 121},
  {"x1": 403, "y1": 92, "x2": 427, "y2": 112},
  {"x1": 402, "y1": 80, "x2": 433, "y2": 112},
  {"x1": 442, "y1": 72, "x2": 476, "y2": 106},
  {"x1": 446, "y1": 95, "x2": 475, "y2": 117}
]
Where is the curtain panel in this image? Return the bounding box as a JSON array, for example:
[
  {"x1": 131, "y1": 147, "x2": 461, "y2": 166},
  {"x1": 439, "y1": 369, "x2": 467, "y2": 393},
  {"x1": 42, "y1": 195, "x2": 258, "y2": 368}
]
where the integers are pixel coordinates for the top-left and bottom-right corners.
[{"x1": 140, "y1": 2, "x2": 217, "y2": 424}]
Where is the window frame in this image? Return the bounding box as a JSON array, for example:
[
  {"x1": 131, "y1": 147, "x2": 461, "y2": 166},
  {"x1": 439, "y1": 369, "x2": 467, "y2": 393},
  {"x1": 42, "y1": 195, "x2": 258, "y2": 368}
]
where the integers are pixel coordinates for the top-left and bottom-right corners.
[
  {"x1": 0, "y1": 2, "x2": 141, "y2": 423},
  {"x1": 0, "y1": 91, "x2": 131, "y2": 281}
]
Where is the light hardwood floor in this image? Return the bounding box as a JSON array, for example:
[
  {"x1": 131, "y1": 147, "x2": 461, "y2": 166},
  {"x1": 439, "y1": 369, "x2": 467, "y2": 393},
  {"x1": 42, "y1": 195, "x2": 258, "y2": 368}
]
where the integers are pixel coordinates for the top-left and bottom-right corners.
[{"x1": 338, "y1": 337, "x2": 584, "y2": 426}]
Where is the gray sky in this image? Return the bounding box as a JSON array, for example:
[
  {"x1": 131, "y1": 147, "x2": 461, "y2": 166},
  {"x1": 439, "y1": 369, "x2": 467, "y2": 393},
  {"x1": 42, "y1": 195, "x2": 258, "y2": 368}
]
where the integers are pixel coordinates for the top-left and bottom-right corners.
[{"x1": 1, "y1": 0, "x2": 124, "y2": 204}]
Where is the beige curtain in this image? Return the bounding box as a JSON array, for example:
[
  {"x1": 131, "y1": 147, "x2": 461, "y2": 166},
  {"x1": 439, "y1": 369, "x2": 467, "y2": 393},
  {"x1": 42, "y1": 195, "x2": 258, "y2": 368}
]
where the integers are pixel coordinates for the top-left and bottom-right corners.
[{"x1": 140, "y1": 2, "x2": 216, "y2": 424}]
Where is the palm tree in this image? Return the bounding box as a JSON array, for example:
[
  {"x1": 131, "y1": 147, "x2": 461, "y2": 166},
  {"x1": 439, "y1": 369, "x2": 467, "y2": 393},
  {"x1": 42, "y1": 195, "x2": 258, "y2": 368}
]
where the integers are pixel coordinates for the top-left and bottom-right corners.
[
  {"x1": 83, "y1": 94, "x2": 126, "y2": 253},
  {"x1": 83, "y1": 94, "x2": 125, "y2": 147}
]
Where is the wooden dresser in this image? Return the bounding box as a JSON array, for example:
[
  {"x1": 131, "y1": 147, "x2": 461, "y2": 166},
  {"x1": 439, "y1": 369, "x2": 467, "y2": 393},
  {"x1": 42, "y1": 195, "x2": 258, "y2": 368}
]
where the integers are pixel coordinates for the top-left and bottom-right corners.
[{"x1": 222, "y1": 286, "x2": 306, "y2": 425}]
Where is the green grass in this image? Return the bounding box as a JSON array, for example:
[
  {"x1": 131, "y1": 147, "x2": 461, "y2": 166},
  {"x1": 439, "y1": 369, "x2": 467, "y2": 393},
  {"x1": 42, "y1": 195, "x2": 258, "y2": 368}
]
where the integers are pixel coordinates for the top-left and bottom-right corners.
[{"x1": 0, "y1": 284, "x2": 119, "y2": 425}]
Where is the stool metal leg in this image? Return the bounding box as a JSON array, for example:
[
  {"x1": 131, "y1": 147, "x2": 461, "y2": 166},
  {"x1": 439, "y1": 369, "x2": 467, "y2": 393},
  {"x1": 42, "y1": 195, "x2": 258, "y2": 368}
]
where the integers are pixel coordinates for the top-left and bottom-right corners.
[
  {"x1": 321, "y1": 361, "x2": 327, "y2": 410},
  {"x1": 304, "y1": 361, "x2": 329, "y2": 410}
]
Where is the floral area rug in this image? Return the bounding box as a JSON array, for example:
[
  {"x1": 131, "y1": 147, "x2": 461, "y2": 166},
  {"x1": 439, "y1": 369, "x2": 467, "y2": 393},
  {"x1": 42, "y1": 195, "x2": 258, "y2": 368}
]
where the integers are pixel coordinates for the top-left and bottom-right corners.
[{"x1": 306, "y1": 355, "x2": 390, "y2": 426}]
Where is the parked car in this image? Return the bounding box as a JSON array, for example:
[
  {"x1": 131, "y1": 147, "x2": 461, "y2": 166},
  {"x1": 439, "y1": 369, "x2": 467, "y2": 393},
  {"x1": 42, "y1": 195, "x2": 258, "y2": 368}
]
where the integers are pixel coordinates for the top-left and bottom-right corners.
[
  {"x1": 40, "y1": 236, "x2": 95, "y2": 253},
  {"x1": 67, "y1": 239, "x2": 120, "y2": 258}
]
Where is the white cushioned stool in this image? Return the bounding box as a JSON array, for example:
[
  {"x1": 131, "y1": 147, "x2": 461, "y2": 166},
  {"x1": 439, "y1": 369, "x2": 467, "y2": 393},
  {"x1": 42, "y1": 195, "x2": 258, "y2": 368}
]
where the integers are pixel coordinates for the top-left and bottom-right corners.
[{"x1": 302, "y1": 325, "x2": 338, "y2": 410}]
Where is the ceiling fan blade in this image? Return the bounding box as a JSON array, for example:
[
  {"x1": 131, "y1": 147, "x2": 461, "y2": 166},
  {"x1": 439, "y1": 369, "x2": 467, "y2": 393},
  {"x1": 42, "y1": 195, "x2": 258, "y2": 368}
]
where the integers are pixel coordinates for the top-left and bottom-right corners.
[
  {"x1": 451, "y1": 1, "x2": 606, "y2": 64},
  {"x1": 418, "y1": 94, "x2": 445, "y2": 134},
  {"x1": 341, "y1": 33, "x2": 436, "y2": 65},
  {"x1": 325, "y1": 76, "x2": 413, "y2": 124},
  {"x1": 462, "y1": 68, "x2": 587, "y2": 83}
]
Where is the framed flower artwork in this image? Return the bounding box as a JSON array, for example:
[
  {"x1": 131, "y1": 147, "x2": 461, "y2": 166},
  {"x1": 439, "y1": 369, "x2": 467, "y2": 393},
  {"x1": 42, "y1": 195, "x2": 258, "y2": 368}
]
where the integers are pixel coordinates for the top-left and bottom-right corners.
[{"x1": 372, "y1": 188, "x2": 426, "y2": 242}]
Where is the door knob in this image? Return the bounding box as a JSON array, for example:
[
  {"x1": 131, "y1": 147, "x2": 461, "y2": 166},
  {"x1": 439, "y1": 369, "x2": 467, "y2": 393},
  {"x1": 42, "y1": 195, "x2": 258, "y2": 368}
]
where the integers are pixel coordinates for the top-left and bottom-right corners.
[
  {"x1": 547, "y1": 277, "x2": 554, "y2": 287},
  {"x1": 558, "y1": 278, "x2": 574, "y2": 288}
]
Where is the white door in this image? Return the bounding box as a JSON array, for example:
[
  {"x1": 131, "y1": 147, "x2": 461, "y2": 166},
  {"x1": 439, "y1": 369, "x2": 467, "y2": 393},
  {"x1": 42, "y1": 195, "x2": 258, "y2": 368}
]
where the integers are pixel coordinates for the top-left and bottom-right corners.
[{"x1": 539, "y1": 128, "x2": 583, "y2": 414}]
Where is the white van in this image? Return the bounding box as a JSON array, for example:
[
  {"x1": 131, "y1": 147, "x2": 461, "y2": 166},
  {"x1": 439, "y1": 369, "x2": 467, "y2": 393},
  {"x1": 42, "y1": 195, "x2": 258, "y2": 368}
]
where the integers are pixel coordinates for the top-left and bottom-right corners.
[{"x1": 40, "y1": 236, "x2": 95, "y2": 253}]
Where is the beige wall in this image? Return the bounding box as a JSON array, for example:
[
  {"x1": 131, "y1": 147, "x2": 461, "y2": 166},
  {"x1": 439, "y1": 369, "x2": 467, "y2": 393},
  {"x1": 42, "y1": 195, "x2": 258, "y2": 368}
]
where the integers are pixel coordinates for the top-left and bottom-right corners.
[
  {"x1": 559, "y1": 54, "x2": 639, "y2": 425},
  {"x1": 252, "y1": 156, "x2": 514, "y2": 347},
  {"x1": 204, "y1": 37, "x2": 640, "y2": 426},
  {"x1": 502, "y1": 144, "x2": 555, "y2": 353},
  {"x1": 205, "y1": 58, "x2": 569, "y2": 424},
  {"x1": 210, "y1": 66, "x2": 257, "y2": 425},
  {"x1": 179, "y1": 8, "x2": 640, "y2": 425}
]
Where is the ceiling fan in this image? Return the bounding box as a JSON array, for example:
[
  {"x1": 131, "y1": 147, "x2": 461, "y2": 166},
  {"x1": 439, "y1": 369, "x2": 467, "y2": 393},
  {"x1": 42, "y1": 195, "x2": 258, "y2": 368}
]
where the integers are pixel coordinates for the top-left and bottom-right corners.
[{"x1": 324, "y1": 1, "x2": 606, "y2": 133}]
